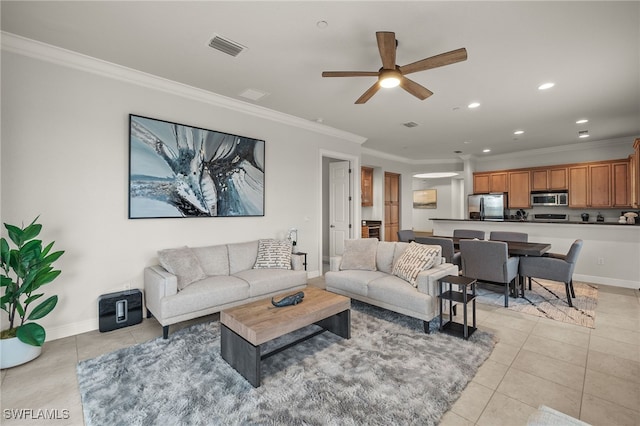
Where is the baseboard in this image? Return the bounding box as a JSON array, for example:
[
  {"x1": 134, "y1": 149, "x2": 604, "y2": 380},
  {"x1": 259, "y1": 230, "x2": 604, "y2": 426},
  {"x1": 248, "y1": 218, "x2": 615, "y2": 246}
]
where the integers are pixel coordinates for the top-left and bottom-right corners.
[
  {"x1": 573, "y1": 273, "x2": 639, "y2": 289},
  {"x1": 46, "y1": 318, "x2": 98, "y2": 342}
]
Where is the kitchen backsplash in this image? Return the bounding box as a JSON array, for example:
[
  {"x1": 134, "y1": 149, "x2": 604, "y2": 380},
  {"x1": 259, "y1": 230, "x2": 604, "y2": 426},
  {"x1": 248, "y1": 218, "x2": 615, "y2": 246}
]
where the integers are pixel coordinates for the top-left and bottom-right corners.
[{"x1": 510, "y1": 207, "x2": 631, "y2": 222}]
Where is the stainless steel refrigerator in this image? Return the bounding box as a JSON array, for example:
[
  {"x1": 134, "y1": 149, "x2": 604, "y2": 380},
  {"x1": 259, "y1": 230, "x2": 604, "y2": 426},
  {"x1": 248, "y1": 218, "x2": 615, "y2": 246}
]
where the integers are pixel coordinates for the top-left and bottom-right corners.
[{"x1": 468, "y1": 193, "x2": 507, "y2": 220}]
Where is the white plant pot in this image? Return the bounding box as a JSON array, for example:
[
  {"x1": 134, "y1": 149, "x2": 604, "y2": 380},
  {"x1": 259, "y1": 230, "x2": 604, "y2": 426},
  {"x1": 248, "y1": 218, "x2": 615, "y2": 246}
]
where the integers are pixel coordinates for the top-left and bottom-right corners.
[{"x1": 0, "y1": 336, "x2": 42, "y2": 369}]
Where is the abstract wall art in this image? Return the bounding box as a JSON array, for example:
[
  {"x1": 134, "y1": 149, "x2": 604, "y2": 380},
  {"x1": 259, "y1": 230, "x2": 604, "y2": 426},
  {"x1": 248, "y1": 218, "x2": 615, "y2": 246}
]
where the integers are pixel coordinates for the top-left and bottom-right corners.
[{"x1": 129, "y1": 115, "x2": 265, "y2": 218}]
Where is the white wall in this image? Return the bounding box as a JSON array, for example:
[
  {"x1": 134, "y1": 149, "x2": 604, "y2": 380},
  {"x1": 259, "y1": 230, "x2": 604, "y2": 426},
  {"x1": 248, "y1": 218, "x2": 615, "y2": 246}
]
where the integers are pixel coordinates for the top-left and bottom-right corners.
[{"x1": 1, "y1": 40, "x2": 362, "y2": 340}]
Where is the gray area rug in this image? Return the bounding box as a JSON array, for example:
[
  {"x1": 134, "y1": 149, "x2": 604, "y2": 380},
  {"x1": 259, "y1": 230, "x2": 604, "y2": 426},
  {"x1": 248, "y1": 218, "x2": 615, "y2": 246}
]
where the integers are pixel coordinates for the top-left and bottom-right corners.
[
  {"x1": 475, "y1": 278, "x2": 598, "y2": 328},
  {"x1": 77, "y1": 301, "x2": 496, "y2": 426}
]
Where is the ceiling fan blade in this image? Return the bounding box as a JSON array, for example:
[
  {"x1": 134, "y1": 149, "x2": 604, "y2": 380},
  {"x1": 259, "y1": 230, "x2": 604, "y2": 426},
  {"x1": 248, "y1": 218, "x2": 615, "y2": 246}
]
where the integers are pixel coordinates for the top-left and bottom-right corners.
[
  {"x1": 376, "y1": 31, "x2": 397, "y2": 70},
  {"x1": 355, "y1": 82, "x2": 381, "y2": 104},
  {"x1": 400, "y1": 76, "x2": 433, "y2": 100},
  {"x1": 399, "y1": 48, "x2": 467, "y2": 75},
  {"x1": 322, "y1": 71, "x2": 380, "y2": 78}
]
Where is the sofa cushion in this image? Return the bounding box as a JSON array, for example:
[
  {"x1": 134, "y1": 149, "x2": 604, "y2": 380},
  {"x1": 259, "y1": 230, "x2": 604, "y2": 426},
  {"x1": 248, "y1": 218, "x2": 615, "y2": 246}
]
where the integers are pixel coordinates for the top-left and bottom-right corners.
[
  {"x1": 160, "y1": 275, "x2": 249, "y2": 318},
  {"x1": 340, "y1": 238, "x2": 378, "y2": 271},
  {"x1": 191, "y1": 244, "x2": 230, "y2": 276},
  {"x1": 157, "y1": 246, "x2": 207, "y2": 290},
  {"x1": 392, "y1": 242, "x2": 411, "y2": 266},
  {"x1": 392, "y1": 242, "x2": 441, "y2": 286},
  {"x1": 228, "y1": 240, "x2": 259, "y2": 274},
  {"x1": 368, "y1": 275, "x2": 432, "y2": 315},
  {"x1": 254, "y1": 239, "x2": 292, "y2": 270},
  {"x1": 376, "y1": 241, "x2": 397, "y2": 274},
  {"x1": 325, "y1": 270, "x2": 387, "y2": 297},
  {"x1": 234, "y1": 269, "x2": 307, "y2": 298}
]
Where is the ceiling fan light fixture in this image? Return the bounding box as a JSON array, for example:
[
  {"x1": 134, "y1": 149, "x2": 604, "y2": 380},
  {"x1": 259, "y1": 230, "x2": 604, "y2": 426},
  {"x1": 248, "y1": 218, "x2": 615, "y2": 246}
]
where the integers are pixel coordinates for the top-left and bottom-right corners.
[{"x1": 379, "y1": 69, "x2": 401, "y2": 88}]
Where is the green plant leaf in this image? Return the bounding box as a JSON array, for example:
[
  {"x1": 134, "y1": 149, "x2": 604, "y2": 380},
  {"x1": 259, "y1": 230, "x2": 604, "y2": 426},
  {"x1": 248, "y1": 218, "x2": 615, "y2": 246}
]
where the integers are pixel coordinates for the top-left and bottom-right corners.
[
  {"x1": 24, "y1": 293, "x2": 44, "y2": 305},
  {"x1": 0, "y1": 238, "x2": 9, "y2": 267},
  {"x1": 16, "y1": 322, "x2": 45, "y2": 346},
  {"x1": 27, "y1": 295, "x2": 57, "y2": 320},
  {"x1": 5, "y1": 223, "x2": 25, "y2": 247},
  {"x1": 21, "y1": 222, "x2": 42, "y2": 242}
]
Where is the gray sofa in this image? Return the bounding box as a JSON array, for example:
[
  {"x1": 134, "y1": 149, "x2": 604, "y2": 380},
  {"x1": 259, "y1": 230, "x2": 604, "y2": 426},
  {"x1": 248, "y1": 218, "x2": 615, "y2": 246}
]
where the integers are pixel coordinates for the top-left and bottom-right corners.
[
  {"x1": 325, "y1": 239, "x2": 459, "y2": 333},
  {"x1": 144, "y1": 240, "x2": 307, "y2": 338}
]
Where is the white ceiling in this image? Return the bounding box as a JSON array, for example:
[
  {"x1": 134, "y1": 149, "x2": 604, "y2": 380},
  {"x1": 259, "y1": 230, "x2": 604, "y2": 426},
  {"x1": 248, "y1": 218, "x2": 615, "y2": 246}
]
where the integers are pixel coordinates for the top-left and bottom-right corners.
[{"x1": 2, "y1": 1, "x2": 639, "y2": 162}]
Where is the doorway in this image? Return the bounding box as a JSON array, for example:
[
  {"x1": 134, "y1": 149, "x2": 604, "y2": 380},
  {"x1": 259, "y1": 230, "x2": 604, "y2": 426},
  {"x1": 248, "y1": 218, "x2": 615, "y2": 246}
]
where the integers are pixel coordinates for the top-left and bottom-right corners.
[{"x1": 384, "y1": 172, "x2": 400, "y2": 241}]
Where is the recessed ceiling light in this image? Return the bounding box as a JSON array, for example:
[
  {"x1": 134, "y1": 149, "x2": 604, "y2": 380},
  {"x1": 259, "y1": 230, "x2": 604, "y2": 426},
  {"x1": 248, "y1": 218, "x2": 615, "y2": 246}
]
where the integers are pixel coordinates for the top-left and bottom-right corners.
[
  {"x1": 413, "y1": 172, "x2": 459, "y2": 179},
  {"x1": 316, "y1": 20, "x2": 328, "y2": 29},
  {"x1": 578, "y1": 130, "x2": 589, "y2": 138},
  {"x1": 538, "y1": 82, "x2": 555, "y2": 90},
  {"x1": 514, "y1": 130, "x2": 524, "y2": 135},
  {"x1": 468, "y1": 102, "x2": 480, "y2": 109},
  {"x1": 482, "y1": 149, "x2": 491, "y2": 153},
  {"x1": 576, "y1": 119, "x2": 589, "y2": 124},
  {"x1": 463, "y1": 140, "x2": 472, "y2": 144},
  {"x1": 239, "y1": 88, "x2": 269, "y2": 101}
]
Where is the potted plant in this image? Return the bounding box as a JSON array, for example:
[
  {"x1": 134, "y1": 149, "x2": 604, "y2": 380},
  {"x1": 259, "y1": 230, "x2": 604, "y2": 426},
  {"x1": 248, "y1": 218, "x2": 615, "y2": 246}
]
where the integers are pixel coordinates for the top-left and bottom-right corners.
[{"x1": 1, "y1": 217, "x2": 64, "y2": 368}]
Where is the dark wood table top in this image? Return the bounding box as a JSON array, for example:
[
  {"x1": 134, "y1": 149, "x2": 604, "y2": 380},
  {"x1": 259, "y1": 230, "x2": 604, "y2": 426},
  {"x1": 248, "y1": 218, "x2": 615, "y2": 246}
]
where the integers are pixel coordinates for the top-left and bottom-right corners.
[{"x1": 433, "y1": 236, "x2": 551, "y2": 257}]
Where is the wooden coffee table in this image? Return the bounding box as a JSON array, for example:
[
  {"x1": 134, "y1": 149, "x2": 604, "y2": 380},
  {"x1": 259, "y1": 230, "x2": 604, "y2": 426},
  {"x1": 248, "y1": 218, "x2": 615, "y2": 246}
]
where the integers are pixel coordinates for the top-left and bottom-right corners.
[{"x1": 220, "y1": 286, "x2": 350, "y2": 387}]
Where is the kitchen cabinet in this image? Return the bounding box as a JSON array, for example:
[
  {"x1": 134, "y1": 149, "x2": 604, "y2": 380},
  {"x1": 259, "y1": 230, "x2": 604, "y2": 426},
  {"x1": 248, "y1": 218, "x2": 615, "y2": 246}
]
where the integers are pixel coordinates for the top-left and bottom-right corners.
[
  {"x1": 361, "y1": 167, "x2": 373, "y2": 207},
  {"x1": 568, "y1": 165, "x2": 588, "y2": 207},
  {"x1": 473, "y1": 172, "x2": 508, "y2": 194},
  {"x1": 508, "y1": 171, "x2": 530, "y2": 208},
  {"x1": 612, "y1": 160, "x2": 630, "y2": 207},
  {"x1": 384, "y1": 172, "x2": 400, "y2": 242},
  {"x1": 589, "y1": 163, "x2": 611, "y2": 207},
  {"x1": 633, "y1": 138, "x2": 640, "y2": 208},
  {"x1": 531, "y1": 167, "x2": 567, "y2": 191}
]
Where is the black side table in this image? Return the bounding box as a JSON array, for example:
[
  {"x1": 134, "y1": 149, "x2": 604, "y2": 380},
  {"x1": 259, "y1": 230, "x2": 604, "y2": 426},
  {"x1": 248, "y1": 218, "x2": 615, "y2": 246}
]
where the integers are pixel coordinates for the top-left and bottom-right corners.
[
  {"x1": 293, "y1": 252, "x2": 307, "y2": 271},
  {"x1": 438, "y1": 275, "x2": 477, "y2": 339}
]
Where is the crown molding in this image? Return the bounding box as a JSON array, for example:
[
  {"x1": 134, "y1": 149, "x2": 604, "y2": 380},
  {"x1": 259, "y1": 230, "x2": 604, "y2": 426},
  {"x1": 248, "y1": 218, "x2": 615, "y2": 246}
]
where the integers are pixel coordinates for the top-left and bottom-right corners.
[
  {"x1": 361, "y1": 147, "x2": 462, "y2": 165},
  {"x1": 1, "y1": 32, "x2": 367, "y2": 145}
]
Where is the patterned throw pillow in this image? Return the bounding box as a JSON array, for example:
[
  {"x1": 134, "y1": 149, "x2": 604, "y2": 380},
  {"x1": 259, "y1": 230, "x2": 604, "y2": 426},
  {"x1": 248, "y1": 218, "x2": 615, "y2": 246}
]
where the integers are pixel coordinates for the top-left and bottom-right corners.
[
  {"x1": 157, "y1": 246, "x2": 207, "y2": 291},
  {"x1": 392, "y1": 242, "x2": 441, "y2": 286},
  {"x1": 254, "y1": 239, "x2": 292, "y2": 269}
]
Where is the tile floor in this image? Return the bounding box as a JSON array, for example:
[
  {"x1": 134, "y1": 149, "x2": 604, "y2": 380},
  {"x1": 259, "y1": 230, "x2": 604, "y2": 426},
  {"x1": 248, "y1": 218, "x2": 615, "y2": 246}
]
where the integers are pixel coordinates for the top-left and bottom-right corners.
[{"x1": 1, "y1": 278, "x2": 638, "y2": 426}]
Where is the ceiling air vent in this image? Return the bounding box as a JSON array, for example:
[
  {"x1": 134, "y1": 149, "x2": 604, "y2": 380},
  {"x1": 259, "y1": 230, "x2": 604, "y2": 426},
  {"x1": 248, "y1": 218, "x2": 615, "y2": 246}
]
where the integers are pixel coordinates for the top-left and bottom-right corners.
[
  {"x1": 403, "y1": 121, "x2": 419, "y2": 128},
  {"x1": 208, "y1": 35, "x2": 246, "y2": 57}
]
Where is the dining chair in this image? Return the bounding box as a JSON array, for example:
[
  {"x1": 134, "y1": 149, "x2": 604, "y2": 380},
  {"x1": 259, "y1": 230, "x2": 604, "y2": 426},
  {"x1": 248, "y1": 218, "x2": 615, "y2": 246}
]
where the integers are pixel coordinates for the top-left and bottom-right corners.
[
  {"x1": 397, "y1": 229, "x2": 415, "y2": 242},
  {"x1": 518, "y1": 240, "x2": 583, "y2": 307},
  {"x1": 415, "y1": 236, "x2": 461, "y2": 270},
  {"x1": 459, "y1": 239, "x2": 519, "y2": 307},
  {"x1": 489, "y1": 231, "x2": 528, "y2": 242},
  {"x1": 453, "y1": 229, "x2": 485, "y2": 240}
]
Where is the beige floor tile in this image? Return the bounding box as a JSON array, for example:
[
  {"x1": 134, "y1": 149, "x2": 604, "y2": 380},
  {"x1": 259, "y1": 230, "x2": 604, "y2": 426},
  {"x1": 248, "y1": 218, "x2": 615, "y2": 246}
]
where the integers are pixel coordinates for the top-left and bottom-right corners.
[
  {"x1": 472, "y1": 359, "x2": 510, "y2": 390},
  {"x1": 531, "y1": 320, "x2": 591, "y2": 348},
  {"x1": 479, "y1": 323, "x2": 530, "y2": 348},
  {"x1": 439, "y1": 410, "x2": 475, "y2": 426},
  {"x1": 583, "y1": 369, "x2": 640, "y2": 412},
  {"x1": 590, "y1": 323, "x2": 640, "y2": 346},
  {"x1": 487, "y1": 341, "x2": 520, "y2": 366},
  {"x1": 511, "y1": 349, "x2": 585, "y2": 391},
  {"x1": 587, "y1": 350, "x2": 640, "y2": 384},
  {"x1": 580, "y1": 393, "x2": 640, "y2": 426},
  {"x1": 476, "y1": 392, "x2": 537, "y2": 426},
  {"x1": 75, "y1": 328, "x2": 137, "y2": 361},
  {"x1": 522, "y1": 334, "x2": 588, "y2": 366},
  {"x1": 497, "y1": 369, "x2": 582, "y2": 418},
  {"x1": 450, "y1": 381, "x2": 494, "y2": 423},
  {"x1": 482, "y1": 310, "x2": 538, "y2": 334},
  {"x1": 595, "y1": 310, "x2": 640, "y2": 332},
  {"x1": 589, "y1": 335, "x2": 640, "y2": 363}
]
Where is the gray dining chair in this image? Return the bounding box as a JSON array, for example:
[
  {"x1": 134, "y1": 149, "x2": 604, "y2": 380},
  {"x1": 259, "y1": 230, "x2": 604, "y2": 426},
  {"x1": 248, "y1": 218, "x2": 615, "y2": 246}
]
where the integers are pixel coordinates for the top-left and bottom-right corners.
[
  {"x1": 459, "y1": 239, "x2": 519, "y2": 307},
  {"x1": 397, "y1": 229, "x2": 415, "y2": 242},
  {"x1": 415, "y1": 236, "x2": 461, "y2": 270},
  {"x1": 489, "y1": 231, "x2": 528, "y2": 242},
  {"x1": 518, "y1": 240, "x2": 583, "y2": 307},
  {"x1": 453, "y1": 229, "x2": 485, "y2": 240}
]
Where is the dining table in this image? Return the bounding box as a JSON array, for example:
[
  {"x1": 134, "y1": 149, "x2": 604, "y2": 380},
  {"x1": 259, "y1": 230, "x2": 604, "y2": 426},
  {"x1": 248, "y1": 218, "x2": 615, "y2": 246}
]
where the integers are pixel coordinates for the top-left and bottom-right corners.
[{"x1": 435, "y1": 236, "x2": 552, "y2": 257}]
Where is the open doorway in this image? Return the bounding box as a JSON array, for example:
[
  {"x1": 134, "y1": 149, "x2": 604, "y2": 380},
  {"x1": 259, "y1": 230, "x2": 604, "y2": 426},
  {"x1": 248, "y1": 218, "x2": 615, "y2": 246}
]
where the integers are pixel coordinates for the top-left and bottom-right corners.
[{"x1": 320, "y1": 150, "x2": 359, "y2": 275}]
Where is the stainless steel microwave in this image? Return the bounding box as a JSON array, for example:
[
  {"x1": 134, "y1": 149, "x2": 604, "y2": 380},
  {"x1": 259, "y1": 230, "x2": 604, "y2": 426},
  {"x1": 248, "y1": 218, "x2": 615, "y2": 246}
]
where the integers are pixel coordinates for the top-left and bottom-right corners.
[{"x1": 531, "y1": 192, "x2": 568, "y2": 206}]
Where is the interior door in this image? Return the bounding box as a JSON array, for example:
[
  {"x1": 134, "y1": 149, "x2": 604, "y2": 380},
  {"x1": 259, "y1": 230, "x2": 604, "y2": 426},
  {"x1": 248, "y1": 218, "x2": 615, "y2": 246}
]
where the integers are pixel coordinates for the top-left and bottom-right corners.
[{"x1": 329, "y1": 161, "x2": 351, "y2": 257}]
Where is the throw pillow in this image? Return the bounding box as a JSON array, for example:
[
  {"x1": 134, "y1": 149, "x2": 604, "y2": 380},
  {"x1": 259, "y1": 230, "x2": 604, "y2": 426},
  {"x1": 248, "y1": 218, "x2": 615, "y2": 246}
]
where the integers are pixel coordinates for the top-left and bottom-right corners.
[
  {"x1": 254, "y1": 239, "x2": 292, "y2": 269},
  {"x1": 157, "y1": 246, "x2": 207, "y2": 291},
  {"x1": 392, "y1": 242, "x2": 441, "y2": 286},
  {"x1": 340, "y1": 238, "x2": 378, "y2": 271}
]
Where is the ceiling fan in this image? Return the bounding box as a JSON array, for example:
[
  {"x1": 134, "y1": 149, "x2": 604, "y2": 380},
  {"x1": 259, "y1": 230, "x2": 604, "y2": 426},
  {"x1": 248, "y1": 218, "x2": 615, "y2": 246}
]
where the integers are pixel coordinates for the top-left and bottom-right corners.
[{"x1": 322, "y1": 31, "x2": 467, "y2": 104}]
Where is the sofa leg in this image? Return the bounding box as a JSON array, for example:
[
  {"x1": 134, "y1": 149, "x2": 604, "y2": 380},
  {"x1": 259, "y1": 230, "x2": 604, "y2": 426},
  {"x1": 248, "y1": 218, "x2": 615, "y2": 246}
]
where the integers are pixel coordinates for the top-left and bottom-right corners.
[
  {"x1": 162, "y1": 325, "x2": 169, "y2": 339},
  {"x1": 423, "y1": 320, "x2": 431, "y2": 334}
]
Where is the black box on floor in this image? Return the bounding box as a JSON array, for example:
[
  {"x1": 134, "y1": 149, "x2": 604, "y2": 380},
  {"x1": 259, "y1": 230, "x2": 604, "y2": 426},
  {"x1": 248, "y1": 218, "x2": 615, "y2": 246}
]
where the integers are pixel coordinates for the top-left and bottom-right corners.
[{"x1": 98, "y1": 289, "x2": 143, "y2": 332}]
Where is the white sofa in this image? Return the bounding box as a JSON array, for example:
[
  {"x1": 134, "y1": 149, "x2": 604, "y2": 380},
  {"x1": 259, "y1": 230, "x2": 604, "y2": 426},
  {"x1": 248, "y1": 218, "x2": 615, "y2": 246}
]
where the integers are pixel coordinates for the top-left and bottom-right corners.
[
  {"x1": 144, "y1": 240, "x2": 307, "y2": 338},
  {"x1": 325, "y1": 239, "x2": 459, "y2": 333}
]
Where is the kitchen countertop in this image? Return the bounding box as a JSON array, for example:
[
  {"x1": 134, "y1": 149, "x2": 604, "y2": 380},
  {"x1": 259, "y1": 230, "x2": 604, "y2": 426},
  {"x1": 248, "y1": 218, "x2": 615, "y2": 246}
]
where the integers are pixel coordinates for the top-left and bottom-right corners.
[{"x1": 430, "y1": 218, "x2": 639, "y2": 226}]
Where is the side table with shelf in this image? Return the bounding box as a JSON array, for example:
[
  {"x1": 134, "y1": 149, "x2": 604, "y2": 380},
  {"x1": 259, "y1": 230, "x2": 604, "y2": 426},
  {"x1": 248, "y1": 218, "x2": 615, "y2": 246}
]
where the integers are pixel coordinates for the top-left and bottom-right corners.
[{"x1": 438, "y1": 275, "x2": 477, "y2": 339}]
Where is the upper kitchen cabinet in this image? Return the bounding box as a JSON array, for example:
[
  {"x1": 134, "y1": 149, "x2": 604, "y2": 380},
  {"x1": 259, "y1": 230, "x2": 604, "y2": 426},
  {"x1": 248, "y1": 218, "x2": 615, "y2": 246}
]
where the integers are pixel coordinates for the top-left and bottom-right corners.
[
  {"x1": 633, "y1": 138, "x2": 640, "y2": 207},
  {"x1": 568, "y1": 165, "x2": 588, "y2": 207},
  {"x1": 531, "y1": 167, "x2": 568, "y2": 191},
  {"x1": 568, "y1": 160, "x2": 630, "y2": 208},
  {"x1": 508, "y1": 171, "x2": 531, "y2": 208},
  {"x1": 612, "y1": 160, "x2": 630, "y2": 207},
  {"x1": 473, "y1": 172, "x2": 508, "y2": 194},
  {"x1": 361, "y1": 166, "x2": 373, "y2": 207},
  {"x1": 589, "y1": 163, "x2": 612, "y2": 207}
]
